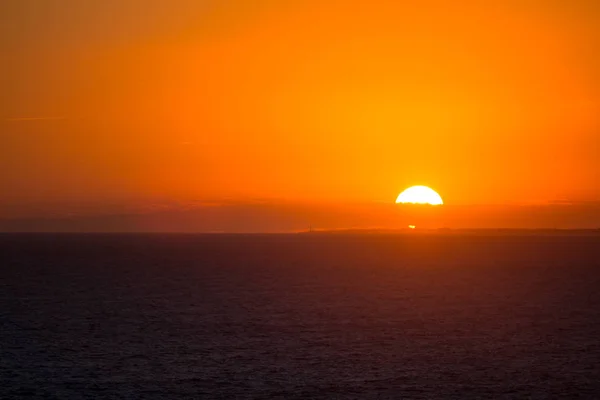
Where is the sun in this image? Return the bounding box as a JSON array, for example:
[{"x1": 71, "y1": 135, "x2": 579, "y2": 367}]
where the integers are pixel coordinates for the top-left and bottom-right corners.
[{"x1": 396, "y1": 186, "x2": 443, "y2": 205}]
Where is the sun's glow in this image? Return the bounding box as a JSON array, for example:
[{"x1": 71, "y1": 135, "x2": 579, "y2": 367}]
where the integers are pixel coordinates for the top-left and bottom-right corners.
[
  {"x1": 396, "y1": 186, "x2": 443, "y2": 205},
  {"x1": 408, "y1": 225, "x2": 416, "y2": 229}
]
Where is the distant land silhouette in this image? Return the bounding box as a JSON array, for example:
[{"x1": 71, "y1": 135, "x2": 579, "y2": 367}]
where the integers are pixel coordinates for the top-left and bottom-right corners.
[
  {"x1": 1, "y1": 201, "x2": 599, "y2": 233},
  {"x1": 299, "y1": 228, "x2": 600, "y2": 236}
]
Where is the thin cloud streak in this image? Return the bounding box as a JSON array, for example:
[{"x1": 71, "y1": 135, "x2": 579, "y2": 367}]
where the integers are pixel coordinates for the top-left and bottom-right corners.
[{"x1": 5, "y1": 117, "x2": 67, "y2": 121}]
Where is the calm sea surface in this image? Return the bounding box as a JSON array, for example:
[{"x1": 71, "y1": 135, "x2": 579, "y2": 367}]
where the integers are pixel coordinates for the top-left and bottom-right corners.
[{"x1": 1, "y1": 233, "x2": 600, "y2": 399}]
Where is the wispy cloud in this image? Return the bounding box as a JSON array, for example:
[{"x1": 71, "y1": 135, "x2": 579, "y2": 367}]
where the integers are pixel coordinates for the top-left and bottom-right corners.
[{"x1": 5, "y1": 116, "x2": 67, "y2": 122}]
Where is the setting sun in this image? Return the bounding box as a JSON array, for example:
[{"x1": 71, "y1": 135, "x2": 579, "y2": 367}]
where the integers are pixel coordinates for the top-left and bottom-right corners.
[{"x1": 396, "y1": 186, "x2": 444, "y2": 205}]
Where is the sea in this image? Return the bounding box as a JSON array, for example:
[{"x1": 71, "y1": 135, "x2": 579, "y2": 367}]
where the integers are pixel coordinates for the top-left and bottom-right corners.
[{"x1": 1, "y1": 233, "x2": 600, "y2": 399}]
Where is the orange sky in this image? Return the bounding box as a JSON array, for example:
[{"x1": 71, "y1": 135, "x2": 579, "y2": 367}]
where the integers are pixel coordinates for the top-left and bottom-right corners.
[{"x1": 1, "y1": 0, "x2": 599, "y2": 229}]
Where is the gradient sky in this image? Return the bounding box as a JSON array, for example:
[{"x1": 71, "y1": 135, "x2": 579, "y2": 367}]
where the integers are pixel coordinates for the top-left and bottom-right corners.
[{"x1": 1, "y1": 0, "x2": 599, "y2": 229}]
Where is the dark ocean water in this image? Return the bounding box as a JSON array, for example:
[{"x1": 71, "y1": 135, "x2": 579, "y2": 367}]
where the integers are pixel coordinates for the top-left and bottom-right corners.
[{"x1": 1, "y1": 233, "x2": 600, "y2": 399}]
